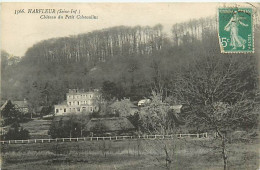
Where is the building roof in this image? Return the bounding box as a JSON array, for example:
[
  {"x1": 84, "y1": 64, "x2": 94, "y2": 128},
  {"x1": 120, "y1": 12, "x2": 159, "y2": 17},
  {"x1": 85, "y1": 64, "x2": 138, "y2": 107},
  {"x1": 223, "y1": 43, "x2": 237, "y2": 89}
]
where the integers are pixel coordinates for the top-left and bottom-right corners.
[
  {"x1": 170, "y1": 105, "x2": 183, "y2": 113},
  {"x1": 138, "y1": 99, "x2": 151, "y2": 106},
  {"x1": 84, "y1": 117, "x2": 135, "y2": 132},
  {"x1": 0, "y1": 101, "x2": 8, "y2": 111},
  {"x1": 67, "y1": 89, "x2": 100, "y2": 95}
]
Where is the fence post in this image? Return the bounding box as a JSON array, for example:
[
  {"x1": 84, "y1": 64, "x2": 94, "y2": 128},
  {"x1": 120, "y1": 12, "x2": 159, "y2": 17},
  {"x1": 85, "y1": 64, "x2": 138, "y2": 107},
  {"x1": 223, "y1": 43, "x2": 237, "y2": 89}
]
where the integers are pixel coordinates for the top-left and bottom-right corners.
[
  {"x1": 84, "y1": 137, "x2": 85, "y2": 141},
  {"x1": 9, "y1": 140, "x2": 10, "y2": 144},
  {"x1": 15, "y1": 140, "x2": 16, "y2": 143},
  {"x1": 35, "y1": 139, "x2": 37, "y2": 143},
  {"x1": 77, "y1": 138, "x2": 78, "y2": 141},
  {"x1": 56, "y1": 138, "x2": 58, "y2": 142},
  {"x1": 70, "y1": 138, "x2": 71, "y2": 142},
  {"x1": 42, "y1": 139, "x2": 43, "y2": 143},
  {"x1": 110, "y1": 137, "x2": 112, "y2": 140},
  {"x1": 49, "y1": 139, "x2": 50, "y2": 143},
  {"x1": 22, "y1": 140, "x2": 23, "y2": 143},
  {"x1": 197, "y1": 134, "x2": 199, "y2": 138},
  {"x1": 116, "y1": 136, "x2": 117, "y2": 140},
  {"x1": 205, "y1": 132, "x2": 208, "y2": 138},
  {"x1": 91, "y1": 137, "x2": 92, "y2": 141}
]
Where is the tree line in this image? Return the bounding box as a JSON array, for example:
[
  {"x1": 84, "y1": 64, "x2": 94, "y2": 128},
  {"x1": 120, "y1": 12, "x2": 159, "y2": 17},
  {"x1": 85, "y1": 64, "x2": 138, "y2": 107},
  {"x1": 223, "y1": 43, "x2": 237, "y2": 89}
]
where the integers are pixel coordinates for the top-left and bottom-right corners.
[{"x1": 1, "y1": 17, "x2": 259, "y2": 117}]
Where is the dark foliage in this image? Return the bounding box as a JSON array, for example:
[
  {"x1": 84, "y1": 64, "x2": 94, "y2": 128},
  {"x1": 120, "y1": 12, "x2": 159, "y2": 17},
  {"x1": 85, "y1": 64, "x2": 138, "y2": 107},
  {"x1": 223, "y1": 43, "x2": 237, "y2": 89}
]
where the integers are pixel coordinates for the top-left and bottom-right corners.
[
  {"x1": 48, "y1": 114, "x2": 90, "y2": 138},
  {"x1": 4, "y1": 122, "x2": 30, "y2": 140},
  {"x1": 127, "y1": 113, "x2": 141, "y2": 130},
  {"x1": 1, "y1": 101, "x2": 27, "y2": 126}
]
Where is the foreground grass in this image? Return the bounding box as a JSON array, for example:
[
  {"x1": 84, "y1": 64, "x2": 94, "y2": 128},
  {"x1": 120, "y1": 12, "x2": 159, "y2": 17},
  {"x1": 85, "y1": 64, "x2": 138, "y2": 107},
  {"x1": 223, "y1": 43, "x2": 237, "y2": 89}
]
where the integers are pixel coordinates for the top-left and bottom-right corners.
[{"x1": 1, "y1": 138, "x2": 258, "y2": 170}]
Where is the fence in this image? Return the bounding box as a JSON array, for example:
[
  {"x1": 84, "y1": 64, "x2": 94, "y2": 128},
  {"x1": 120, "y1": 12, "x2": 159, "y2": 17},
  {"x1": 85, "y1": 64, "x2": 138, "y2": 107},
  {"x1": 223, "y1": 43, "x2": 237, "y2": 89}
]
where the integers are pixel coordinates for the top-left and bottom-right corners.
[{"x1": 0, "y1": 132, "x2": 208, "y2": 144}]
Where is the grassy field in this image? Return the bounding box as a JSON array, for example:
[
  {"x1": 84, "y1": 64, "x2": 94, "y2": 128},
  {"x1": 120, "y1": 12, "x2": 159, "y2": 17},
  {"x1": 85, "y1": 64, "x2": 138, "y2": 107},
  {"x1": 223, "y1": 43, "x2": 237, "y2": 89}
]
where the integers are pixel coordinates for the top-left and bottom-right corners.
[
  {"x1": 1, "y1": 138, "x2": 258, "y2": 170},
  {"x1": 20, "y1": 119, "x2": 52, "y2": 139}
]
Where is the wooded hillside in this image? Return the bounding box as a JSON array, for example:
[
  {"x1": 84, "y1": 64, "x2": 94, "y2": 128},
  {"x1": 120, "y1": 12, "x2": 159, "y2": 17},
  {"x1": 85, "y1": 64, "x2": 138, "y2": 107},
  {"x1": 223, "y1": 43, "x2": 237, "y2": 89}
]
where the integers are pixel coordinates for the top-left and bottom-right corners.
[{"x1": 1, "y1": 17, "x2": 259, "y2": 114}]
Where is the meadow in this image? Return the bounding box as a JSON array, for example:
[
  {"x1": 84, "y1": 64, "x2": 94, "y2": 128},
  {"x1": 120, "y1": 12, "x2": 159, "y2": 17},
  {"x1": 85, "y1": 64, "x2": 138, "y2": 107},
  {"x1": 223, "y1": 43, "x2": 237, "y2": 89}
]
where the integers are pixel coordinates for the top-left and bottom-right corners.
[
  {"x1": 20, "y1": 119, "x2": 52, "y2": 139},
  {"x1": 1, "y1": 137, "x2": 258, "y2": 170}
]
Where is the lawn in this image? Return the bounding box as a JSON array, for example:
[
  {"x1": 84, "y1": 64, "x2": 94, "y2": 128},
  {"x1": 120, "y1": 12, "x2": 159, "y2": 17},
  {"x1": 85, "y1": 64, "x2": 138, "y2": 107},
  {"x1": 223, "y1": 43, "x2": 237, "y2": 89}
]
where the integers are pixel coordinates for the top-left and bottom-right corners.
[
  {"x1": 1, "y1": 138, "x2": 259, "y2": 170},
  {"x1": 20, "y1": 119, "x2": 52, "y2": 139}
]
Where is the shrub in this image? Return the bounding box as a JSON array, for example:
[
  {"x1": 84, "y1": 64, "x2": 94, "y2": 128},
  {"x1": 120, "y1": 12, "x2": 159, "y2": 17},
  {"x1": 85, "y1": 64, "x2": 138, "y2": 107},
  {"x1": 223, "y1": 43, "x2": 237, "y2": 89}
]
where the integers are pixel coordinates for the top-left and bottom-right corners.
[{"x1": 4, "y1": 122, "x2": 30, "y2": 140}]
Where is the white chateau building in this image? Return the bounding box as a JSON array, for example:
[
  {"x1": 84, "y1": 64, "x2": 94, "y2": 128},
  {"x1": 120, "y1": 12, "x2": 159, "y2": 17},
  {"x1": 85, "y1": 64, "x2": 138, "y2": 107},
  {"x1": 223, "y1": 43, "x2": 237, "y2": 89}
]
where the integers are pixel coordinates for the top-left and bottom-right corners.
[{"x1": 54, "y1": 89, "x2": 101, "y2": 116}]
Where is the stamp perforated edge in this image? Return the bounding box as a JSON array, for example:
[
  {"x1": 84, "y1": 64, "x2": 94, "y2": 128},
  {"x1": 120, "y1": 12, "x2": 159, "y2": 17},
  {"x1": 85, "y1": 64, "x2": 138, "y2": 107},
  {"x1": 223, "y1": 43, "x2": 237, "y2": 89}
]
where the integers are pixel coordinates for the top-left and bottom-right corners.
[{"x1": 217, "y1": 6, "x2": 255, "y2": 54}]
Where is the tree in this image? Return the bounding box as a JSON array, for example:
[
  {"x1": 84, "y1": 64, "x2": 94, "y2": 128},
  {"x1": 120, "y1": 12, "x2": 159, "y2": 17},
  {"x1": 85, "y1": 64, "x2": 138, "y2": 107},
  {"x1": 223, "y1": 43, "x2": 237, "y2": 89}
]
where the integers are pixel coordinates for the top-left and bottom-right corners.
[
  {"x1": 1, "y1": 50, "x2": 9, "y2": 71},
  {"x1": 140, "y1": 91, "x2": 176, "y2": 135},
  {"x1": 139, "y1": 91, "x2": 178, "y2": 169},
  {"x1": 4, "y1": 122, "x2": 30, "y2": 140},
  {"x1": 48, "y1": 114, "x2": 90, "y2": 138},
  {"x1": 174, "y1": 54, "x2": 258, "y2": 170},
  {"x1": 101, "y1": 81, "x2": 118, "y2": 100},
  {"x1": 1, "y1": 100, "x2": 23, "y2": 126},
  {"x1": 127, "y1": 112, "x2": 141, "y2": 131},
  {"x1": 110, "y1": 98, "x2": 135, "y2": 117}
]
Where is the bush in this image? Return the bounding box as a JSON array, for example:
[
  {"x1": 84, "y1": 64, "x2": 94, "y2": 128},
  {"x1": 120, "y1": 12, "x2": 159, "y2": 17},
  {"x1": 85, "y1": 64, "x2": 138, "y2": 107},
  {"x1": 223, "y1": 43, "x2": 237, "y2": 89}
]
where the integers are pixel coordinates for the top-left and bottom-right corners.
[
  {"x1": 4, "y1": 122, "x2": 30, "y2": 140},
  {"x1": 48, "y1": 114, "x2": 90, "y2": 138}
]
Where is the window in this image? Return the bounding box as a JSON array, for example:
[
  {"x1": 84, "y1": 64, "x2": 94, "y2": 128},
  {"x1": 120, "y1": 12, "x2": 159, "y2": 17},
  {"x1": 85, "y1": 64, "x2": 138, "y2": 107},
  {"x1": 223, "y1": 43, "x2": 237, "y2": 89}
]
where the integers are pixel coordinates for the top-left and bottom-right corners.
[
  {"x1": 77, "y1": 108, "x2": 80, "y2": 112},
  {"x1": 90, "y1": 107, "x2": 93, "y2": 112},
  {"x1": 69, "y1": 102, "x2": 71, "y2": 105},
  {"x1": 64, "y1": 108, "x2": 66, "y2": 112},
  {"x1": 78, "y1": 101, "x2": 80, "y2": 105},
  {"x1": 56, "y1": 109, "x2": 59, "y2": 113},
  {"x1": 90, "y1": 95, "x2": 92, "y2": 99}
]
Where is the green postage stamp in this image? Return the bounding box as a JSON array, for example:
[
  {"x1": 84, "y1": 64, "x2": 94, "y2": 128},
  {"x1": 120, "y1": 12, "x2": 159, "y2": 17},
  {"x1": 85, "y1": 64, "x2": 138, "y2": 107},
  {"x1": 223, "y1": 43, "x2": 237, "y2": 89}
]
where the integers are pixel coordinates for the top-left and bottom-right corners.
[{"x1": 218, "y1": 8, "x2": 253, "y2": 53}]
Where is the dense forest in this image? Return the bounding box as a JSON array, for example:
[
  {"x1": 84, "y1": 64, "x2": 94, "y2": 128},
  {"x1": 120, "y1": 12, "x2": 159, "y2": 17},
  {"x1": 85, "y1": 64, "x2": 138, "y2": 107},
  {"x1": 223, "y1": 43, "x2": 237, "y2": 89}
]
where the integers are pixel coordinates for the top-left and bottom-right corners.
[{"x1": 1, "y1": 17, "x2": 259, "y2": 114}]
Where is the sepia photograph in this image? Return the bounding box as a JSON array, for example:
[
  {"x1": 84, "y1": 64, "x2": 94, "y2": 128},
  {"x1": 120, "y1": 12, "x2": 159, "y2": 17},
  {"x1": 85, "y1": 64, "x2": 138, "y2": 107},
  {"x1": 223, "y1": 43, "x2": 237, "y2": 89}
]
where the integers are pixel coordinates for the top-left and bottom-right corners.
[{"x1": 0, "y1": 2, "x2": 260, "y2": 170}]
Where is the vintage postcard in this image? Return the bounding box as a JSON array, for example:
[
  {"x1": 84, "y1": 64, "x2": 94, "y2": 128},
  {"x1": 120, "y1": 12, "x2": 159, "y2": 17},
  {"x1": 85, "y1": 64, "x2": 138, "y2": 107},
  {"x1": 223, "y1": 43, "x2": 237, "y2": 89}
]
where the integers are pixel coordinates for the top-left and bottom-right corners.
[{"x1": 1, "y1": 2, "x2": 260, "y2": 170}]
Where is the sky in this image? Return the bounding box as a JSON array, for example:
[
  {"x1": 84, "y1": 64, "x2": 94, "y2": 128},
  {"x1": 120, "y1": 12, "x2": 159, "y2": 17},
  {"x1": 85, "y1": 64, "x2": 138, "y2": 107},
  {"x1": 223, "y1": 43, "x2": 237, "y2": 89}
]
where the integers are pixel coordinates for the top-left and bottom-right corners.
[{"x1": 0, "y1": 2, "x2": 253, "y2": 57}]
